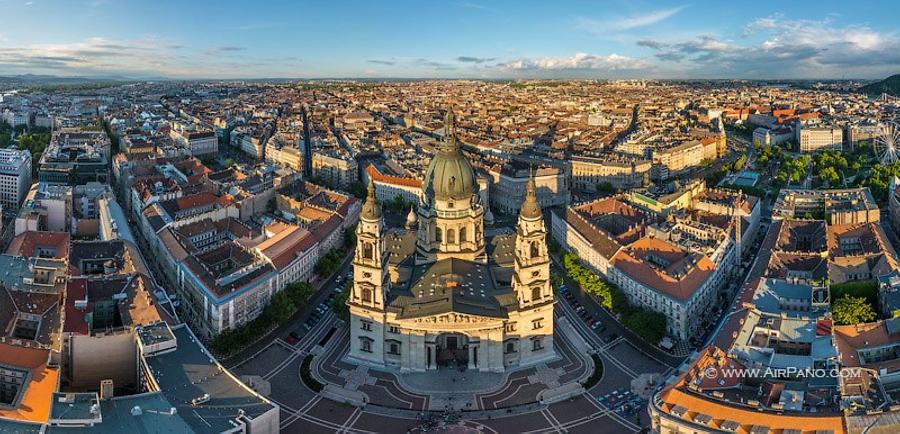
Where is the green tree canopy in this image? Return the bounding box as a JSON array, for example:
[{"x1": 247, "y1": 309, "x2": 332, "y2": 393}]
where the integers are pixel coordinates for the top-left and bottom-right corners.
[{"x1": 832, "y1": 295, "x2": 877, "y2": 325}]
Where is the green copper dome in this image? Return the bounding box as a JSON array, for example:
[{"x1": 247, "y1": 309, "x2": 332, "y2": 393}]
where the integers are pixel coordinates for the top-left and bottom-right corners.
[{"x1": 423, "y1": 110, "x2": 478, "y2": 201}]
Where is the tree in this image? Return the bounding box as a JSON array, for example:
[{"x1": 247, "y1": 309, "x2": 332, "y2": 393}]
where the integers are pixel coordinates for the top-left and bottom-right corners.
[
  {"x1": 389, "y1": 194, "x2": 407, "y2": 211},
  {"x1": 343, "y1": 225, "x2": 357, "y2": 249},
  {"x1": 348, "y1": 182, "x2": 367, "y2": 199},
  {"x1": 331, "y1": 282, "x2": 351, "y2": 320},
  {"x1": 596, "y1": 182, "x2": 614, "y2": 195},
  {"x1": 622, "y1": 310, "x2": 668, "y2": 343},
  {"x1": 732, "y1": 153, "x2": 747, "y2": 171},
  {"x1": 832, "y1": 295, "x2": 877, "y2": 325},
  {"x1": 820, "y1": 167, "x2": 840, "y2": 187}
]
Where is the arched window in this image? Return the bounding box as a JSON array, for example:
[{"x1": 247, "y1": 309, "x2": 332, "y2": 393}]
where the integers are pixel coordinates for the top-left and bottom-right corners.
[
  {"x1": 436, "y1": 227, "x2": 442, "y2": 242},
  {"x1": 447, "y1": 228, "x2": 456, "y2": 243},
  {"x1": 530, "y1": 241, "x2": 540, "y2": 258},
  {"x1": 532, "y1": 286, "x2": 542, "y2": 301},
  {"x1": 363, "y1": 242, "x2": 374, "y2": 260},
  {"x1": 362, "y1": 288, "x2": 372, "y2": 303},
  {"x1": 459, "y1": 227, "x2": 467, "y2": 243}
]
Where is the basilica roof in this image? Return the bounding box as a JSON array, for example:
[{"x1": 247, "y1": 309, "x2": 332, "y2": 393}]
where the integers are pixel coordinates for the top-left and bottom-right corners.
[{"x1": 388, "y1": 258, "x2": 517, "y2": 320}]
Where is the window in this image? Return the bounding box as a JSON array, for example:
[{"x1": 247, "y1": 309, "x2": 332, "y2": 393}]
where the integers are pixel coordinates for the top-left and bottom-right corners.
[
  {"x1": 505, "y1": 341, "x2": 516, "y2": 354},
  {"x1": 362, "y1": 288, "x2": 373, "y2": 303},
  {"x1": 360, "y1": 338, "x2": 373, "y2": 353},
  {"x1": 388, "y1": 342, "x2": 400, "y2": 355},
  {"x1": 531, "y1": 241, "x2": 540, "y2": 258},
  {"x1": 505, "y1": 323, "x2": 517, "y2": 332},
  {"x1": 436, "y1": 227, "x2": 442, "y2": 242},
  {"x1": 388, "y1": 325, "x2": 400, "y2": 334},
  {"x1": 532, "y1": 338, "x2": 543, "y2": 351},
  {"x1": 459, "y1": 227, "x2": 467, "y2": 242},
  {"x1": 532, "y1": 318, "x2": 543, "y2": 330},
  {"x1": 361, "y1": 320, "x2": 372, "y2": 331},
  {"x1": 447, "y1": 229, "x2": 455, "y2": 243},
  {"x1": 363, "y1": 242, "x2": 374, "y2": 260},
  {"x1": 532, "y1": 286, "x2": 542, "y2": 301}
]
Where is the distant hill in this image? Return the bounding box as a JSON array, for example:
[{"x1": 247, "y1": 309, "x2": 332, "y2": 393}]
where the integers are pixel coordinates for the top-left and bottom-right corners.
[{"x1": 860, "y1": 74, "x2": 900, "y2": 96}]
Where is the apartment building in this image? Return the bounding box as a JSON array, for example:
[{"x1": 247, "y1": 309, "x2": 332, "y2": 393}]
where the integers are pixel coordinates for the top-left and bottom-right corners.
[
  {"x1": 651, "y1": 140, "x2": 705, "y2": 180},
  {"x1": 311, "y1": 150, "x2": 358, "y2": 189},
  {"x1": 489, "y1": 163, "x2": 568, "y2": 215},
  {"x1": 569, "y1": 154, "x2": 650, "y2": 192},
  {"x1": 797, "y1": 126, "x2": 843, "y2": 152}
]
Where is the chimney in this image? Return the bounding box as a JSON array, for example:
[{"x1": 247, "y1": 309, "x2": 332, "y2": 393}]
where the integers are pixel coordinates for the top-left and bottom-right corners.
[{"x1": 100, "y1": 379, "x2": 114, "y2": 400}]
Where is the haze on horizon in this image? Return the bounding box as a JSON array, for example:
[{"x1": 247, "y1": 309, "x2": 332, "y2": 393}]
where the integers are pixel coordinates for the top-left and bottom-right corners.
[{"x1": 1, "y1": 0, "x2": 898, "y2": 80}]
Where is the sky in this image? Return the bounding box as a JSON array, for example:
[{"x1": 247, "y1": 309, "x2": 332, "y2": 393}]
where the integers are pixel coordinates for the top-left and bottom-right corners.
[{"x1": 0, "y1": 0, "x2": 898, "y2": 80}]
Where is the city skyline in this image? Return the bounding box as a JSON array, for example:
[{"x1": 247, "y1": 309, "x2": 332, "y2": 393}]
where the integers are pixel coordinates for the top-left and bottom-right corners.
[{"x1": 1, "y1": 0, "x2": 899, "y2": 80}]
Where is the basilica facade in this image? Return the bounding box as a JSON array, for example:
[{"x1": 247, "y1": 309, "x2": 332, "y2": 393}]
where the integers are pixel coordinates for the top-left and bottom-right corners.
[{"x1": 345, "y1": 110, "x2": 557, "y2": 373}]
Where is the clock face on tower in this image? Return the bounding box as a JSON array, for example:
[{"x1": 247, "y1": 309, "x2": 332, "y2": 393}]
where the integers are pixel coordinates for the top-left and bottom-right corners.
[{"x1": 364, "y1": 272, "x2": 372, "y2": 278}]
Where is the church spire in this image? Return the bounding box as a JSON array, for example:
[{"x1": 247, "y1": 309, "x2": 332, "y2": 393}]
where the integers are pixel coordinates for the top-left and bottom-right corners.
[
  {"x1": 361, "y1": 180, "x2": 381, "y2": 221},
  {"x1": 519, "y1": 169, "x2": 542, "y2": 220}
]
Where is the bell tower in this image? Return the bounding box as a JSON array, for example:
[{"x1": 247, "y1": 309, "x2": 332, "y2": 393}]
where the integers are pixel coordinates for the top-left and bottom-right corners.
[
  {"x1": 513, "y1": 176, "x2": 551, "y2": 307},
  {"x1": 351, "y1": 182, "x2": 388, "y2": 310},
  {"x1": 347, "y1": 182, "x2": 389, "y2": 366}
]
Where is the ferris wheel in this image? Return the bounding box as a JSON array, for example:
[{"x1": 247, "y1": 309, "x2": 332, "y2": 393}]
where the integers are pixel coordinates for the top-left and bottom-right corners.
[{"x1": 874, "y1": 121, "x2": 900, "y2": 165}]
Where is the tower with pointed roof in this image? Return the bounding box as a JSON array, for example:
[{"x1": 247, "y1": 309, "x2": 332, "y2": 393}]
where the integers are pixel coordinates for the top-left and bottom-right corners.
[
  {"x1": 511, "y1": 175, "x2": 555, "y2": 363},
  {"x1": 347, "y1": 182, "x2": 389, "y2": 364}
]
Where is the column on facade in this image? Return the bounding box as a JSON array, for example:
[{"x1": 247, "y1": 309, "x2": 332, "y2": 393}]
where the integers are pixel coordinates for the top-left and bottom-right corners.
[{"x1": 427, "y1": 342, "x2": 435, "y2": 370}]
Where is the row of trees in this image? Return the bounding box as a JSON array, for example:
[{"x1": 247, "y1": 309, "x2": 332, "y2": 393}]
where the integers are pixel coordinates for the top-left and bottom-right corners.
[
  {"x1": 561, "y1": 253, "x2": 668, "y2": 344},
  {"x1": 209, "y1": 282, "x2": 315, "y2": 356},
  {"x1": 315, "y1": 248, "x2": 347, "y2": 278}
]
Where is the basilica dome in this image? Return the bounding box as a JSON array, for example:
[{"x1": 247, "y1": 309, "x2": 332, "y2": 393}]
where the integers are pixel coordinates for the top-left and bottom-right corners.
[{"x1": 423, "y1": 110, "x2": 478, "y2": 202}]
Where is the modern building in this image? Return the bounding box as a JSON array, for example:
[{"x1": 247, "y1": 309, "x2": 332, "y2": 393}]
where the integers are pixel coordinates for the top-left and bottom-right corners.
[
  {"x1": 773, "y1": 188, "x2": 880, "y2": 224},
  {"x1": 346, "y1": 111, "x2": 557, "y2": 372},
  {"x1": 0, "y1": 148, "x2": 32, "y2": 212},
  {"x1": 38, "y1": 130, "x2": 110, "y2": 186}
]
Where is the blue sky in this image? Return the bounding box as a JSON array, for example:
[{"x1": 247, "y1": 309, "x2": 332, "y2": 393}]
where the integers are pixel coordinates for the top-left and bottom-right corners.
[{"x1": 1, "y1": 0, "x2": 898, "y2": 79}]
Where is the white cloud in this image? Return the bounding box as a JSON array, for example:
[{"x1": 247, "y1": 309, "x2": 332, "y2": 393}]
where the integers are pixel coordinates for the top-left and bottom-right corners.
[
  {"x1": 577, "y1": 6, "x2": 686, "y2": 35},
  {"x1": 0, "y1": 37, "x2": 300, "y2": 78},
  {"x1": 499, "y1": 52, "x2": 649, "y2": 71},
  {"x1": 639, "y1": 15, "x2": 900, "y2": 78}
]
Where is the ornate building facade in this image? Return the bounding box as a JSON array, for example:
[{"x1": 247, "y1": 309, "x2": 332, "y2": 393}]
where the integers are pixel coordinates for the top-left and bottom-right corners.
[{"x1": 346, "y1": 110, "x2": 556, "y2": 373}]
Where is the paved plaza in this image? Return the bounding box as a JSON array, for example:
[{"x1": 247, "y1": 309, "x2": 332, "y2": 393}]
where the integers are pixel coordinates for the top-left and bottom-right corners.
[{"x1": 223, "y1": 296, "x2": 678, "y2": 433}]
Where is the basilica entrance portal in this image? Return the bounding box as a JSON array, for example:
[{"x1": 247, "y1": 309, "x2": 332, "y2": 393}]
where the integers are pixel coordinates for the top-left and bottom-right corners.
[{"x1": 436, "y1": 333, "x2": 469, "y2": 369}]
